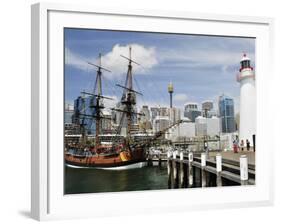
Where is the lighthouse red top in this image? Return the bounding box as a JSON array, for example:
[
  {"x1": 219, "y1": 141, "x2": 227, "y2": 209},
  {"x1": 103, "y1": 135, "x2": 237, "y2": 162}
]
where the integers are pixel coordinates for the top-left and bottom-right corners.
[{"x1": 239, "y1": 53, "x2": 253, "y2": 72}]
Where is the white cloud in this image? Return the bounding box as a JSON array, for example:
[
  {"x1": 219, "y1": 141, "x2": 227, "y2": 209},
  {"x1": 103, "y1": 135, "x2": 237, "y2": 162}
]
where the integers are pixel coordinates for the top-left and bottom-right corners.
[
  {"x1": 101, "y1": 44, "x2": 157, "y2": 78},
  {"x1": 158, "y1": 49, "x2": 254, "y2": 69},
  {"x1": 65, "y1": 44, "x2": 158, "y2": 79}
]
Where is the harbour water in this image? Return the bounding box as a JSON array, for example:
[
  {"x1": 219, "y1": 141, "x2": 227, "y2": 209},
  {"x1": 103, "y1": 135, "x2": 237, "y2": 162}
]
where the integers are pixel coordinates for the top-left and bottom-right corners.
[
  {"x1": 64, "y1": 156, "x2": 244, "y2": 195},
  {"x1": 64, "y1": 164, "x2": 169, "y2": 194}
]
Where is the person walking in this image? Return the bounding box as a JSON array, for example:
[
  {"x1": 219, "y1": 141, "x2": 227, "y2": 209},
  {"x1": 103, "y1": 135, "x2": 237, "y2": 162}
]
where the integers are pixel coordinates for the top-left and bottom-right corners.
[
  {"x1": 233, "y1": 138, "x2": 238, "y2": 153},
  {"x1": 246, "y1": 139, "x2": 250, "y2": 151},
  {"x1": 240, "y1": 139, "x2": 244, "y2": 151}
]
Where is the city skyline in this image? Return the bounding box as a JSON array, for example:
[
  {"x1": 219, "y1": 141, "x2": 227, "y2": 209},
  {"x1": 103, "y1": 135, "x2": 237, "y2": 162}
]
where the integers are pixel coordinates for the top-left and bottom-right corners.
[{"x1": 65, "y1": 28, "x2": 255, "y2": 114}]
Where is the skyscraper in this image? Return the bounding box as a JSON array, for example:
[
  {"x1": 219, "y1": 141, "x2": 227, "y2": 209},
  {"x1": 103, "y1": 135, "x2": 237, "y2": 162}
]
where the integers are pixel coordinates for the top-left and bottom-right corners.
[
  {"x1": 73, "y1": 95, "x2": 96, "y2": 134},
  {"x1": 219, "y1": 95, "x2": 235, "y2": 133}
]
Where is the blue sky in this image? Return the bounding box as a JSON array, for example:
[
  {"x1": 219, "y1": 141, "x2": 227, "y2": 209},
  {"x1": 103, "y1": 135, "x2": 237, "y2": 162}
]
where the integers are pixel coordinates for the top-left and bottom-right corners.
[{"x1": 64, "y1": 28, "x2": 255, "y2": 114}]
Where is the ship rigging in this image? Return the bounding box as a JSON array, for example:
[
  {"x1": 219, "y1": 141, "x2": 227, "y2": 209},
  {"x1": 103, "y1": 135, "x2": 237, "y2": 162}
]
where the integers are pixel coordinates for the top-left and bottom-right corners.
[{"x1": 65, "y1": 46, "x2": 183, "y2": 169}]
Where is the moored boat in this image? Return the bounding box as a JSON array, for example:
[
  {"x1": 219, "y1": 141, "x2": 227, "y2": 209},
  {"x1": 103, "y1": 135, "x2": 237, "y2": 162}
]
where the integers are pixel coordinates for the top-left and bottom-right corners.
[
  {"x1": 64, "y1": 47, "x2": 183, "y2": 169},
  {"x1": 65, "y1": 48, "x2": 147, "y2": 168}
]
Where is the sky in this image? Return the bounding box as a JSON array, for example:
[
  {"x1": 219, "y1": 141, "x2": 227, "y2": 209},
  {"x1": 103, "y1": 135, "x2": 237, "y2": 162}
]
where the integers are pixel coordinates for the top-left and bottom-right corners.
[{"x1": 64, "y1": 28, "x2": 255, "y2": 114}]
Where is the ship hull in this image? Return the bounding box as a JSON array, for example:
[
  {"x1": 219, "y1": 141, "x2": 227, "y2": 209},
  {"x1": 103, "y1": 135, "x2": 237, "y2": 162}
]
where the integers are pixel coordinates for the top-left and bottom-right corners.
[
  {"x1": 66, "y1": 161, "x2": 147, "y2": 170},
  {"x1": 65, "y1": 147, "x2": 146, "y2": 170}
]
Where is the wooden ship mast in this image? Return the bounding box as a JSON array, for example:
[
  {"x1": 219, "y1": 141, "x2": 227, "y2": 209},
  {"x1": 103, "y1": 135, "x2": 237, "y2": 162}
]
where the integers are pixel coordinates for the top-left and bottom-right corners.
[
  {"x1": 77, "y1": 48, "x2": 181, "y2": 149},
  {"x1": 79, "y1": 53, "x2": 112, "y2": 148},
  {"x1": 112, "y1": 46, "x2": 144, "y2": 146}
]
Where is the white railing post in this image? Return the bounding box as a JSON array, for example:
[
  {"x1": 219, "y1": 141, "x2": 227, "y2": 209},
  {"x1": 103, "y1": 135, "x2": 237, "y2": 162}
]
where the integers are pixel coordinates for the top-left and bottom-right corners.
[
  {"x1": 188, "y1": 152, "x2": 193, "y2": 187},
  {"x1": 201, "y1": 153, "x2": 207, "y2": 187},
  {"x1": 216, "y1": 153, "x2": 222, "y2": 186},
  {"x1": 240, "y1": 155, "x2": 248, "y2": 185}
]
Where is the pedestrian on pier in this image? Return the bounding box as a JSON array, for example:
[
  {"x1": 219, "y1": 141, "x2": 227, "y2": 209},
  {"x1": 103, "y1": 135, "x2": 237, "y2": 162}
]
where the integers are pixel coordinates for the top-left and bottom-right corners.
[
  {"x1": 240, "y1": 139, "x2": 244, "y2": 151},
  {"x1": 246, "y1": 139, "x2": 250, "y2": 151},
  {"x1": 233, "y1": 139, "x2": 238, "y2": 153}
]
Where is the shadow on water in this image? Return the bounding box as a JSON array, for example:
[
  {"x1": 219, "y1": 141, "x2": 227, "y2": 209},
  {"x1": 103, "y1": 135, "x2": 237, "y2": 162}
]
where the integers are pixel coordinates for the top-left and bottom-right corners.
[{"x1": 65, "y1": 165, "x2": 169, "y2": 194}]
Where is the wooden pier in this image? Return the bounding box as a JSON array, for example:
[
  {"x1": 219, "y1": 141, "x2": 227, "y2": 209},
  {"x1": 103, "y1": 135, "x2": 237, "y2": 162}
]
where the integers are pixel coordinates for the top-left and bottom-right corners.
[{"x1": 147, "y1": 151, "x2": 255, "y2": 188}]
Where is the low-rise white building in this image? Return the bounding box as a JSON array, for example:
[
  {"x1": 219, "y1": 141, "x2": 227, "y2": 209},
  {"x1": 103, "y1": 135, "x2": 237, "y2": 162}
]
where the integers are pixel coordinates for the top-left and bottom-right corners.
[
  {"x1": 166, "y1": 118, "x2": 195, "y2": 141},
  {"x1": 153, "y1": 116, "x2": 170, "y2": 133},
  {"x1": 206, "y1": 116, "x2": 220, "y2": 137},
  {"x1": 195, "y1": 116, "x2": 207, "y2": 136},
  {"x1": 195, "y1": 116, "x2": 221, "y2": 137}
]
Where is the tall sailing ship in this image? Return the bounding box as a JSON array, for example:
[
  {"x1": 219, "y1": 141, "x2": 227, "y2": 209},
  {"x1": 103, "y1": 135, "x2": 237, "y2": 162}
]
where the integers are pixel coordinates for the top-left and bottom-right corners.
[
  {"x1": 65, "y1": 47, "x2": 149, "y2": 169},
  {"x1": 65, "y1": 46, "x2": 183, "y2": 169}
]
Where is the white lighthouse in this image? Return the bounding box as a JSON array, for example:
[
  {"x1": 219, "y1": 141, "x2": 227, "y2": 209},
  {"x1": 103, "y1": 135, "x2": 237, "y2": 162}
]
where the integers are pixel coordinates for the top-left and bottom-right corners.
[{"x1": 237, "y1": 53, "x2": 256, "y2": 146}]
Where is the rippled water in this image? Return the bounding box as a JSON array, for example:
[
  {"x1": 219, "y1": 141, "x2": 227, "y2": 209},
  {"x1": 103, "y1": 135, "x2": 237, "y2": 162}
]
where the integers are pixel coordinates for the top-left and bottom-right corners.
[{"x1": 65, "y1": 164, "x2": 169, "y2": 194}]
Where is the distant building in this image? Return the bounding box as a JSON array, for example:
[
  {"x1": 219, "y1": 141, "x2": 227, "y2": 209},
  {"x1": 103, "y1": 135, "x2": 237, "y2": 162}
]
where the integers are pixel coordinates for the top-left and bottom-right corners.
[
  {"x1": 112, "y1": 101, "x2": 137, "y2": 134},
  {"x1": 195, "y1": 116, "x2": 207, "y2": 136},
  {"x1": 208, "y1": 109, "x2": 218, "y2": 118},
  {"x1": 168, "y1": 107, "x2": 181, "y2": 124},
  {"x1": 218, "y1": 95, "x2": 235, "y2": 133},
  {"x1": 206, "y1": 116, "x2": 221, "y2": 136},
  {"x1": 202, "y1": 100, "x2": 216, "y2": 118},
  {"x1": 153, "y1": 116, "x2": 170, "y2": 134},
  {"x1": 139, "y1": 105, "x2": 152, "y2": 130},
  {"x1": 65, "y1": 103, "x2": 74, "y2": 124},
  {"x1": 64, "y1": 104, "x2": 81, "y2": 135},
  {"x1": 159, "y1": 107, "x2": 169, "y2": 116},
  {"x1": 73, "y1": 95, "x2": 96, "y2": 134},
  {"x1": 202, "y1": 100, "x2": 213, "y2": 111},
  {"x1": 150, "y1": 107, "x2": 169, "y2": 122},
  {"x1": 101, "y1": 110, "x2": 112, "y2": 133},
  {"x1": 112, "y1": 101, "x2": 122, "y2": 125},
  {"x1": 64, "y1": 123, "x2": 81, "y2": 135},
  {"x1": 150, "y1": 107, "x2": 159, "y2": 122},
  {"x1": 195, "y1": 116, "x2": 221, "y2": 137},
  {"x1": 167, "y1": 119, "x2": 196, "y2": 141},
  {"x1": 140, "y1": 105, "x2": 150, "y2": 123},
  {"x1": 184, "y1": 102, "x2": 201, "y2": 122}
]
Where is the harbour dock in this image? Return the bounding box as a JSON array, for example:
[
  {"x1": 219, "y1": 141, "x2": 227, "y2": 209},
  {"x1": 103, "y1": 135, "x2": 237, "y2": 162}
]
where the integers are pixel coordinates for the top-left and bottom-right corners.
[{"x1": 147, "y1": 150, "x2": 255, "y2": 188}]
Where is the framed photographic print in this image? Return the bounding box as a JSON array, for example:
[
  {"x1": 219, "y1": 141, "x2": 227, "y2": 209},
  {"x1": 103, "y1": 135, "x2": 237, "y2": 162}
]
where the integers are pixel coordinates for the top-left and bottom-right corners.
[{"x1": 31, "y1": 2, "x2": 274, "y2": 221}]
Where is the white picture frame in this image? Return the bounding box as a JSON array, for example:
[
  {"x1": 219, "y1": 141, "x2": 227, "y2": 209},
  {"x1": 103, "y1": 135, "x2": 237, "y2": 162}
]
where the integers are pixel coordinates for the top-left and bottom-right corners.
[{"x1": 31, "y1": 2, "x2": 274, "y2": 221}]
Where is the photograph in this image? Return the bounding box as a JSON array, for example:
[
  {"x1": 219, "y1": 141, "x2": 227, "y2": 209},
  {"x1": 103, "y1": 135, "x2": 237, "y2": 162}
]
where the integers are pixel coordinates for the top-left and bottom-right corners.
[{"x1": 63, "y1": 28, "x2": 256, "y2": 194}]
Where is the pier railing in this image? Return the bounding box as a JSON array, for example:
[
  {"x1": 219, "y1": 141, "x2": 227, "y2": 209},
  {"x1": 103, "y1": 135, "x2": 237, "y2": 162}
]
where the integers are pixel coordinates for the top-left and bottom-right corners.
[{"x1": 147, "y1": 151, "x2": 255, "y2": 188}]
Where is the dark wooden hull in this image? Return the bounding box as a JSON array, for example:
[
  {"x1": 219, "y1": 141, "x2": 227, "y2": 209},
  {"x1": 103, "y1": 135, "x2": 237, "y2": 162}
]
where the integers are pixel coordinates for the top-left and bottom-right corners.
[
  {"x1": 65, "y1": 148, "x2": 146, "y2": 168},
  {"x1": 65, "y1": 158, "x2": 146, "y2": 168}
]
